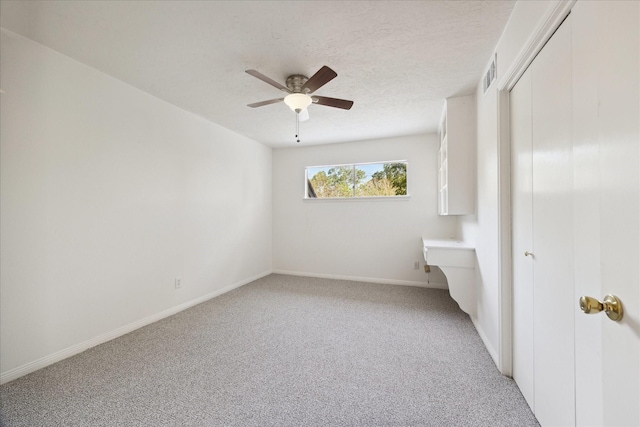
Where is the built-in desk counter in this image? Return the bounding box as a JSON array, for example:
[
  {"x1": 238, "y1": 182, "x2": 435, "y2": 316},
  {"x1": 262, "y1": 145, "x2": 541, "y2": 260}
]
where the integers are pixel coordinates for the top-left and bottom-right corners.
[{"x1": 422, "y1": 238, "x2": 476, "y2": 316}]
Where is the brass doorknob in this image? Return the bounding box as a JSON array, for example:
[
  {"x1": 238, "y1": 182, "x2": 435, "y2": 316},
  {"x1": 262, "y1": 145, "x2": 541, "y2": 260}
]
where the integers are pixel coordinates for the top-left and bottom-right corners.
[{"x1": 579, "y1": 294, "x2": 624, "y2": 321}]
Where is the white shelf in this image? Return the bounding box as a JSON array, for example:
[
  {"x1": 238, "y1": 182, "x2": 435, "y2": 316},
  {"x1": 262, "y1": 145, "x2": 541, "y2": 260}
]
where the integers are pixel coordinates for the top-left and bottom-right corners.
[{"x1": 437, "y1": 96, "x2": 476, "y2": 216}]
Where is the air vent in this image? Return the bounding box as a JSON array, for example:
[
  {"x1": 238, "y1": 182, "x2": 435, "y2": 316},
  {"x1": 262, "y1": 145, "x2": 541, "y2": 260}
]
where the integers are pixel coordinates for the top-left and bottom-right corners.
[{"x1": 483, "y1": 55, "x2": 496, "y2": 94}]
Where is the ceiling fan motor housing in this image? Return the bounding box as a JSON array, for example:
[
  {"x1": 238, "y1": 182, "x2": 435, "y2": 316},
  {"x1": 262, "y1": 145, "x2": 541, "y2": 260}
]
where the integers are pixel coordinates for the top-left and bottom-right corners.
[{"x1": 286, "y1": 74, "x2": 309, "y2": 93}]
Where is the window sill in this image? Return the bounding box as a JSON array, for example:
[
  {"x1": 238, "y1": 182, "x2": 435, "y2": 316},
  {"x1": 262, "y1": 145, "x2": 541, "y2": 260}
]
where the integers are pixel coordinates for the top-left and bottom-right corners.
[{"x1": 303, "y1": 195, "x2": 411, "y2": 202}]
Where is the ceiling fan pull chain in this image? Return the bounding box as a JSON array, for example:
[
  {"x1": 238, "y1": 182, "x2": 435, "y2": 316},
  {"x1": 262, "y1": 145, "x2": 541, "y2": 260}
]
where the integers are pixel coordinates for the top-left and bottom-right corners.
[{"x1": 296, "y1": 113, "x2": 301, "y2": 143}]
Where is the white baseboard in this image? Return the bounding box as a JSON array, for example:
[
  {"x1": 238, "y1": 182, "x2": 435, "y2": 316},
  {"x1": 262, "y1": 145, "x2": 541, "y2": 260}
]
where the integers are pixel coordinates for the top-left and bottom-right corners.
[
  {"x1": 0, "y1": 270, "x2": 271, "y2": 385},
  {"x1": 471, "y1": 315, "x2": 500, "y2": 369},
  {"x1": 272, "y1": 269, "x2": 448, "y2": 290}
]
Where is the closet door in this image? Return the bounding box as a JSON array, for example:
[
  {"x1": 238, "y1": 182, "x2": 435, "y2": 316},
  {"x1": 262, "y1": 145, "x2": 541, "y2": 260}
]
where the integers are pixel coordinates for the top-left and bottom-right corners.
[
  {"x1": 511, "y1": 4, "x2": 640, "y2": 425},
  {"x1": 510, "y1": 15, "x2": 574, "y2": 426},
  {"x1": 510, "y1": 68, "x2": 534, "y2": 411},
  {"x1": 530, "y1": 16, "x2": 574, "y2": 427}
]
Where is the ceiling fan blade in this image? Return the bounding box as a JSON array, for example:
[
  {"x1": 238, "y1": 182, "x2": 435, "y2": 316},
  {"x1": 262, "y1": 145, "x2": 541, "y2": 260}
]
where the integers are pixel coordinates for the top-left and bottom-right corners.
[
  {"x1": 301, "y1": 66, "x2": 337, "y2": 93},
  {"x1": 245, "y1": 70, "x2": 291, "y2": 93},
  {"x1": 312, "y1": 96, "x2": 354, "y2": 110},
  {"x1": 247, "y1": 98, "x2": 284, "y2": 108}
]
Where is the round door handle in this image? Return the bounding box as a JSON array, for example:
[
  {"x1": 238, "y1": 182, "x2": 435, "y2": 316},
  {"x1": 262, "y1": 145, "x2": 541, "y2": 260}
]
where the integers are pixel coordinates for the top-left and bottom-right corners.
[{"x1": 579, "y1": 294, "x2": 623, "y2": 321}]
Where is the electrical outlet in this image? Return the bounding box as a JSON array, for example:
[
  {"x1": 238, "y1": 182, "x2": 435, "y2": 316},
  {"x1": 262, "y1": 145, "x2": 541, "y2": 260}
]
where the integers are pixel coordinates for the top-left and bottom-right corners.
[
  {"x1": 175, "y1": 277, "x2": 182, "y2": 289},
  {"x1": 424, "y1": 265, "x2": 431, "y2": 273},
  {"x1": 413, "y1": 261, "x2": 420, "y2": 270}
]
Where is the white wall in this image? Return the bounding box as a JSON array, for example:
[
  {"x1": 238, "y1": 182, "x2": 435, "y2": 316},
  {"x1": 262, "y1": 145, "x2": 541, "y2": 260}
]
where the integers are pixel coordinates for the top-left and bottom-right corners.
[
  {"x1": 273, "y1": 135, "x2": 458, "y2": 286},
  {"x1": 464, "y1": 83, "x2": 501, "y2": 361},
  {"x1": 0, "y1": 30, "x2": 272, "y2": 382}
]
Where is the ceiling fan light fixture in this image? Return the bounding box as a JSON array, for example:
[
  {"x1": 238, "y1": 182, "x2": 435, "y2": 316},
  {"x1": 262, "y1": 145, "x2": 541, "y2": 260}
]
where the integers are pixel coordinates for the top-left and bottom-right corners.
[{"x1": 284, "y1": 93, "x2": 312, "y2": 113}]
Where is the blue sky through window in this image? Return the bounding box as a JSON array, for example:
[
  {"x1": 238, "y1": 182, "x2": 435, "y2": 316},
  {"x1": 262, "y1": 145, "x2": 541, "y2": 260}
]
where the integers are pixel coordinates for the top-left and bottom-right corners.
[{"x1": 357, "y1": 163, "x2": 384, "y2": 180}]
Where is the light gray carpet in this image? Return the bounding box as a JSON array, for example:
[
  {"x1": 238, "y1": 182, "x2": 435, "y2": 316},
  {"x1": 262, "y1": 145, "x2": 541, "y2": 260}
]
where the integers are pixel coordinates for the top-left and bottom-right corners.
[{"x1": 0, "y1": 274, "x2": 538, "y2": 426}]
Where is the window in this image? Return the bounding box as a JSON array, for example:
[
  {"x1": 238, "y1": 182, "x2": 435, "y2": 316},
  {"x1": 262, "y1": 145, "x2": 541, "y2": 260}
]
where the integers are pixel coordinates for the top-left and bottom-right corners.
[{"x1": 306, "y1": 161, "x2": 407, "y2": 199}]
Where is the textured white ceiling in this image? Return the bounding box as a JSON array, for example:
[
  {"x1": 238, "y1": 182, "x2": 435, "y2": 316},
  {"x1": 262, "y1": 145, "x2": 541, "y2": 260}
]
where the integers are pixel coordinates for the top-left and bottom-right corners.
[{"x1": 0, "y1": 1, "x2": 514, "y2": 147}]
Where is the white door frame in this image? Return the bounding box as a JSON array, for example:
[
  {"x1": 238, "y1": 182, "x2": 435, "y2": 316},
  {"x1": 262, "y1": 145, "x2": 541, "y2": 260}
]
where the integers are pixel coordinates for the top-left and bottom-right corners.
[{"x1": 495, "y1": 0, "x2": 575, "y2": 376}]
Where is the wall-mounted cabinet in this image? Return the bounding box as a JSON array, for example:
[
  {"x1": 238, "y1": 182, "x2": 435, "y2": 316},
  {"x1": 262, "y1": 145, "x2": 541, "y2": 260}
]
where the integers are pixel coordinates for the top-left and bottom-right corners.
[{"x1": 437, "y1": 95, "x2": 476, "y2": 215}]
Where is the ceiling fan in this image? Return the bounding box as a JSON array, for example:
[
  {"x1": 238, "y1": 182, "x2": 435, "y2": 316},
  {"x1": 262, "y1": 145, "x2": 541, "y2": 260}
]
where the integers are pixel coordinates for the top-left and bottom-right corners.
[{"x1": 245, "y1": 66, "x2": 354, "y2": 115}]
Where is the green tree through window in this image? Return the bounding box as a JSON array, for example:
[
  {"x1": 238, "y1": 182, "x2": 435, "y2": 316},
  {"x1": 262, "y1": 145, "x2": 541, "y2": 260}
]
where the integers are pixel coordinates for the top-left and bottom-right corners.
[
  {"x1": 307, "y1": 162, "x2": 407, "y2": 198},
  {"x1": 371, "y1": 163, "x2": 407, "y2": 196}
]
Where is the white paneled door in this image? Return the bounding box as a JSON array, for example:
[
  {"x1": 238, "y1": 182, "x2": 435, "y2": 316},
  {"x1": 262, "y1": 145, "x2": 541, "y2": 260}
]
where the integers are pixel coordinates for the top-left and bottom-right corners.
[
  {"x1": 572, "y1": 2, "x2": 640, "y2": 426},
  {"x1": 511, "y1": 2, "x2": 640, "y2": 426}
]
